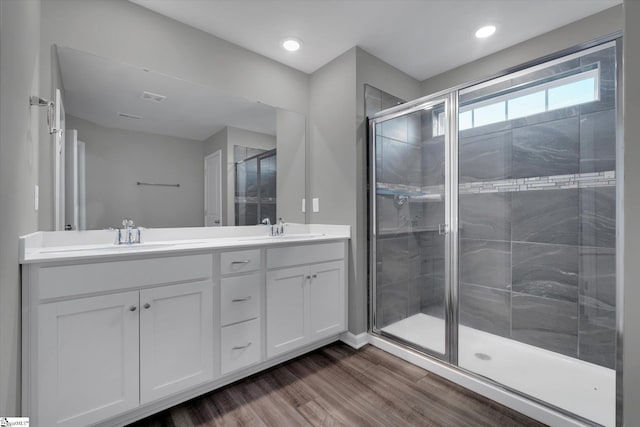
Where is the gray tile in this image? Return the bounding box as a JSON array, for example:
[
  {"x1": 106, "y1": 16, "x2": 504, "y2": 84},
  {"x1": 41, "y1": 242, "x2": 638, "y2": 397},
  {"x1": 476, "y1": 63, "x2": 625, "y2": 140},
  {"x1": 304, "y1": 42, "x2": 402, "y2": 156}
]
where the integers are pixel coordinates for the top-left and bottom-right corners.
[
  {"x1": 512, "y1": 116, "x2": 580, "y2": 178},
  {"x1": 579, "y1": 246, "x2": 616, "y2": 310},
  {"x1": 512, "y1": 242, "x2": 578, "y2": 302},
  {"x1": 512, "y1": 188, "x2": 579, "y2": 245},
  {"x1": 580, "y1": 186, "x2": 616, "y2": 249},
  {"x1": 579, "y1": 295, "x2": 616, "y2": 369},
  {"x1": 381, "y1": 115, "x2": 408, "y2": 142},
  {"x1": 365, "y1": 84, "x2": 382, "y2": 117},
  {"x1": 512, "y1": 293, "x2": 578, "y2": 357},
  {"x1": 459, "y1": 130, "x2": 511, "y2": 183},
  {"x1": 376, "y1": 236, "x2": 409, "y2": 285},
  {"x1": 460, "y1": 239, "x2": 511, "y2": 290},
  {"x1": 377, "y1": 282, "x2": 409, "y2": 328},
  {"x1": 459, "y1": 284, "x2": 511, "y2": 338},
  {"x1": 420, "y1": 275, "x2": 445, "y2": 318},
  {"x1": 459, "y1": 193, "x2": 511, "y2": 241},
  {"x1": 376, "y1": 195, "x2": 410, "y2": 233},
  {"x1": 381, "y1": 91, "x2": 404, "y2": 110},
  {"x1": 580, "y1": 109, "x2": 616, "y2": 173},
  {"x1": 380, "y1": 137, "x2": 422, "y2": 186},
  {"x1": 579, "y1": 46, "x2": 617, "y2": 115},
  {"x1": 422, "y1": 136, "x2": 445, "y2": 186}
]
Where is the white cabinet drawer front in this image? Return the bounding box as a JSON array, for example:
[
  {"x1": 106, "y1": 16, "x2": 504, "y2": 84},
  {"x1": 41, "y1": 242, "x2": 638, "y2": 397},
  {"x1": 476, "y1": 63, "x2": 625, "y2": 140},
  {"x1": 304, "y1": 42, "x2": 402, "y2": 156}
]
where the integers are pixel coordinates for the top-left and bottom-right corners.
[
  {"x1": 221, "y1": 319, "x2": 261, "y2": 375},
  {"x1": 221, "y1": 249, "x2": 261, "y2": 275},
  {"x1": 38, "y1": 291, "x2": 140, "y2": 427},
  {"x1": 38, "y1": 254, "x2": 213, "y2": 300},
  {"x1": 221, "y1": 273, "x2": 260, "y2": 326},
  {"x1": 266, "y1": 242, "x2": 345, "y2": 269}
]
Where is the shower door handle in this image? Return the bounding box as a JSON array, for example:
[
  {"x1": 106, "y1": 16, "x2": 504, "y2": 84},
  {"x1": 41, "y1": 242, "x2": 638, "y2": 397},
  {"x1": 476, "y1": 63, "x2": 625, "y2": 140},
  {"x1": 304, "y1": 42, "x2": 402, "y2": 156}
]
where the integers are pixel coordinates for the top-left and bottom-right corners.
[{"x1": 438, "y1": 223, "x2": 449, "y2": 235}]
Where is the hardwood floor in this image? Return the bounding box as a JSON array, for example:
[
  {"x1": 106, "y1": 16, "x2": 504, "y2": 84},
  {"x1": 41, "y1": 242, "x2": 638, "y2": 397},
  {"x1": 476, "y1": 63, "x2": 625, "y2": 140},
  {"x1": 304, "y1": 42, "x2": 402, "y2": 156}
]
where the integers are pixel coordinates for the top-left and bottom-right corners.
[{"x1": 128, "y1": 343, "x2": 547, "y2": 427}]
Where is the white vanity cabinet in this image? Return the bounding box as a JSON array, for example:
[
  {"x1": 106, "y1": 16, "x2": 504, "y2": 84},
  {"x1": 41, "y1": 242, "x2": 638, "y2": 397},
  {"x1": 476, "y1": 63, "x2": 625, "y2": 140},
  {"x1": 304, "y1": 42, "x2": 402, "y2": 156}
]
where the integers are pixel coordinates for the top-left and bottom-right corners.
[
  {"x1": 24, "y1": 254, "x2": 215, "y2": 427},
  {"x1": 266, "y1": 242, "x2": 347, "y2": 358},
  {"x1": 21, "y1": 230, "x2": 349, "y2": 427}
]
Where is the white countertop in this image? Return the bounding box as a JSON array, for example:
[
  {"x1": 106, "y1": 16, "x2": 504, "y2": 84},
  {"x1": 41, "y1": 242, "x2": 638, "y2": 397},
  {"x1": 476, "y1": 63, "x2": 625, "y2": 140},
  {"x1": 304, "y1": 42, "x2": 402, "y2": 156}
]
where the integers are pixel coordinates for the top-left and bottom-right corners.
[{"x1": 20, "y1": 223, "x2": 350, "y2": 264}]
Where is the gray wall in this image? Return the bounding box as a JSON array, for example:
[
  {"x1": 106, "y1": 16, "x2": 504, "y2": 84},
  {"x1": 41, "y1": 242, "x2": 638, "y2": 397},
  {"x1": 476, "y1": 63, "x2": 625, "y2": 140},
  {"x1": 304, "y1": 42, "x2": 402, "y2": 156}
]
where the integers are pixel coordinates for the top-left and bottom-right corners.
[
  {"x1": 0, "y1": 0, "x2": 41, "y2": 416},
  {"x1": 308, "y1": 47, "x2": 421, "y2": 334},
  {"x1": 309, "y1": 48, "x2": 359, "y2": 329},
  {"x1": 66, "y1": 115, "x2": 204, "y2": 229},
  {"x1": 422, "y1": 5, "x2": 623, "y2": 96},
  {"x1": 623, "y1": 1, "x2": 640, "y2": 424},
  {"x1": 276, "y1": 109, "x2": 306, "y2": 223},
  {"x1": 39, "y1": 0, "x2": 309, "y2": 230}
]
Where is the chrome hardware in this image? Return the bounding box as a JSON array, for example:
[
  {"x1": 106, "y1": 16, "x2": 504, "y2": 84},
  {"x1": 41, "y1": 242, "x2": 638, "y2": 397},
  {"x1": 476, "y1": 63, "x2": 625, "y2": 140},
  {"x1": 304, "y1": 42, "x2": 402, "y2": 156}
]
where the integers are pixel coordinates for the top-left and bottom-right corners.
[
  {"x1": 232, "y1": 342, "x2": 252, "y2": 350},
  {"x1": 115, "y1": 218, "x2": 142, "y2": 245},
  {"x1": 143, "y1": 303, "x2": 151, "y2": 309},
  {"x1": 231, "y1": 260, "x2": 251, "y2": 265},
  {"x1": 438, "y1": 223, "x2": 449, "y2": 236},
  {"x1": 278, "y1": 217, "x2": 285, "y2": 235},
  {"x1": 129, "y1": 305, "x2": 137, "y2": 312},
  {"x1": 232, "y1": 297, "x2": 252, "y2": 302}
]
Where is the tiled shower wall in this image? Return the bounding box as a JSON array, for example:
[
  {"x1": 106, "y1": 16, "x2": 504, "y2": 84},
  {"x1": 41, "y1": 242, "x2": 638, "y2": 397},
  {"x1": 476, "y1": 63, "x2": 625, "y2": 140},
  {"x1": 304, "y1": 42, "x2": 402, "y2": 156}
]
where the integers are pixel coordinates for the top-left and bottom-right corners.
[{"x1": 371, "y1": 43, "x2": 617, "y2": 370}]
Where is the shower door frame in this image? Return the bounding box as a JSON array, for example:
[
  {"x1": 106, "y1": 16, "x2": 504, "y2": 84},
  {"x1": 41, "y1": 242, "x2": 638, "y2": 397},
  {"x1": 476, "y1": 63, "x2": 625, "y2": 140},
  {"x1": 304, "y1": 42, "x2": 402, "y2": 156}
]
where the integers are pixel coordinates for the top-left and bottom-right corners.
[
  {"x1": 369, "y1": 92, "x2": 459, "y2": 363},
  {"x1": 368, "y1": 34, "x2": 623, "y2": 426}
]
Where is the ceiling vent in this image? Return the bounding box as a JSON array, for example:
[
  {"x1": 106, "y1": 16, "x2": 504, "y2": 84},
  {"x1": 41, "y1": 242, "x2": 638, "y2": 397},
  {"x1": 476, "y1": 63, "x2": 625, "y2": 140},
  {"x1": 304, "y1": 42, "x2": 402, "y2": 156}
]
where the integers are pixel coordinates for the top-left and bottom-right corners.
[
  {"x1": 141, "y1": 91, "x2": 167, "y2": 103},
  {"x1": 117, "y1": 112, "x2": 143, "y2": 120}
]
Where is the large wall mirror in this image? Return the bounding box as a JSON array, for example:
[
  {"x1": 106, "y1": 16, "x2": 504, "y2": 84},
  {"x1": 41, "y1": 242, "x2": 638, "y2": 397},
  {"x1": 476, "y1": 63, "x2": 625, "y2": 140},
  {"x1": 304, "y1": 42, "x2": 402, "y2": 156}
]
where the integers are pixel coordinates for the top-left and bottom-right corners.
[{"x1": 53, "y1": 46, "x2": 306, "y2": 230}]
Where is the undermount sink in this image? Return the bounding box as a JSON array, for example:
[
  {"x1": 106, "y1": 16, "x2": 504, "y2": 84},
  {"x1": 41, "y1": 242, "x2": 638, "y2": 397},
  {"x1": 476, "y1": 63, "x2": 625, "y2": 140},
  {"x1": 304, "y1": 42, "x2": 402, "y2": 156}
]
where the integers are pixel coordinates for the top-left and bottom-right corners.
[{"x1": 38, "y1": 242, "x2": 177, "y2": 254}]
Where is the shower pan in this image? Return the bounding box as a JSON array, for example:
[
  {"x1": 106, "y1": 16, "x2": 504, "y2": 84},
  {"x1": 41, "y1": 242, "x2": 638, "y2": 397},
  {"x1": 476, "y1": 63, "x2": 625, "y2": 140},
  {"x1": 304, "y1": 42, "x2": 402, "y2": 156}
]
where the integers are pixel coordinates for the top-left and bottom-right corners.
[{"x1": 369, "y1": 38, "x2": 621, "y2": 427}]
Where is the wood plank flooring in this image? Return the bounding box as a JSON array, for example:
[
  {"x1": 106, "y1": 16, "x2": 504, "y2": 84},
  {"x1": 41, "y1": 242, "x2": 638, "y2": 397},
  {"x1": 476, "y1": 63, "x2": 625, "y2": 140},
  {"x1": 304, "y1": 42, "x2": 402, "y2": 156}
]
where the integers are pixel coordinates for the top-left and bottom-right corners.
[{"x1": 128, "y1": 343, "x2": 548, "y2": 427}]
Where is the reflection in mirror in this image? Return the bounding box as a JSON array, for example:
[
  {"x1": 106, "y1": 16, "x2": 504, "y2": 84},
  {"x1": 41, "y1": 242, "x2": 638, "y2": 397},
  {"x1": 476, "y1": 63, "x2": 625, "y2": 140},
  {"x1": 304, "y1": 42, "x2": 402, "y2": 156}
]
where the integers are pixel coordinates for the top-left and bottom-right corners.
[{"x1": 55, "y1": 46, "x2": 305, "y2": 230}]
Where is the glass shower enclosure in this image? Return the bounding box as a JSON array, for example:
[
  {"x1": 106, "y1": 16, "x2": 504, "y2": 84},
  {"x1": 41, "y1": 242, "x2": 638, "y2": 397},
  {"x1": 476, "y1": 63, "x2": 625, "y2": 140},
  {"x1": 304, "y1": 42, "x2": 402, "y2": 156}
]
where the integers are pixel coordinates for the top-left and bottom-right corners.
[
  {"x1": 370, "y1": 39, "x2": 620, "y2": 426},
  {"x1": 235, "y1": 149, "x2": 277, "y2": 225}
]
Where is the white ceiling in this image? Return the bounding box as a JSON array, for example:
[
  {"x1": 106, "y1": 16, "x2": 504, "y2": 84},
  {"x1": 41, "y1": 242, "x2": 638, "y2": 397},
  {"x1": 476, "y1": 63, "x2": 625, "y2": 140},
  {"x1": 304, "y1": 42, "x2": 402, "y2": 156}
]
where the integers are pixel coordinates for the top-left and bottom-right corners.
[
  {"x1": 129, "y1": 0, "x2": 621, "y2": 81},
  {"x1": 57, "y1": 46, "x2": 277, "y2": 141}
]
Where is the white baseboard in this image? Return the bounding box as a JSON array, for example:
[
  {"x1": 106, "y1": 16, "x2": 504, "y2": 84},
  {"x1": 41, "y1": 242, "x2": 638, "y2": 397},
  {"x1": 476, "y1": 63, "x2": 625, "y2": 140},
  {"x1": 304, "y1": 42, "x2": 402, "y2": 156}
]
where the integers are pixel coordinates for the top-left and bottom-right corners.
[{"x1": 340, "y1": 331, "x2": 369, "y2": 349}]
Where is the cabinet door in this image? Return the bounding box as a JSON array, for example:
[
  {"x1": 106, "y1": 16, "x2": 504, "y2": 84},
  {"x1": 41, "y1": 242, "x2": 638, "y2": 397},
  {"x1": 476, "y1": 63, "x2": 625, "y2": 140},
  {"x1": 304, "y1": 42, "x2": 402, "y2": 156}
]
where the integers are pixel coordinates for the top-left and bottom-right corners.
[
  {"x1": 38, "y1": 292, "x2": 140, "y2": 427},
  {"x1": 139, "y1": 281, "x2": 214, "y2": 403},
  {"x1": 266, "y1": 266, "x2": 308, "y2": 358},
  {"x1": 308, "y1": 261, "x2": 346, "y2": 341}
]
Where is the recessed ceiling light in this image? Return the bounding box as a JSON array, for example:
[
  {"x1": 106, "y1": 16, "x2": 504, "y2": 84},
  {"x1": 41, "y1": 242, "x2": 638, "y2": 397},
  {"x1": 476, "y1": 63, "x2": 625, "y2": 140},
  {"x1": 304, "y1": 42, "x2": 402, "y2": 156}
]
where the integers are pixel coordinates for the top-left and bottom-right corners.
[
  {"x1": 282, "y1": 38, "x2": 301, "y2": 52},
  {"x1": 475, "y1": 25, "x2": 496, "y2": 39}
]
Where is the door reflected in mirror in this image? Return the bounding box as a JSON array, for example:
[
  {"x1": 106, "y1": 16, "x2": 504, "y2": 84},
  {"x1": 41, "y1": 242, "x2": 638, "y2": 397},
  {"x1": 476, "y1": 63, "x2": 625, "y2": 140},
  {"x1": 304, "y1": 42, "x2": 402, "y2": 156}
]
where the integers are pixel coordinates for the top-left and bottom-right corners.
[{"x1": 54, "y1": 46, "x2": 305, "y2": 230}]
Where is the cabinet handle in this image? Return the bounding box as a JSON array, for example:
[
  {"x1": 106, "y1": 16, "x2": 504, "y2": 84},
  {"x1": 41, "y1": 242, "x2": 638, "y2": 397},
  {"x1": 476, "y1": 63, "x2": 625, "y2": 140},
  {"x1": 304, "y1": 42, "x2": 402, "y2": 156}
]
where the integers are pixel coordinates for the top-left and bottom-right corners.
[
  {"x1": 129, "y1": 305, "x2": 137, "y2": 312},
  {"x1": 312, "y1": 274, "x2": 317, "y2": 278},
  {"x1": 231, "y1": 260, "x2": 251, "y2": 265},
  {"x1": 232, "y1": 296, "x2": 252, "y2": 302},
  {"x1": 144, "y1": 303, "x2": 151, "y2": 309},
  {"x1": 306, "y1": 275, "x2": 311, "y2": 280},
  {"x1": 232, "y1": 342, "x2": 252, "y2": 350}
]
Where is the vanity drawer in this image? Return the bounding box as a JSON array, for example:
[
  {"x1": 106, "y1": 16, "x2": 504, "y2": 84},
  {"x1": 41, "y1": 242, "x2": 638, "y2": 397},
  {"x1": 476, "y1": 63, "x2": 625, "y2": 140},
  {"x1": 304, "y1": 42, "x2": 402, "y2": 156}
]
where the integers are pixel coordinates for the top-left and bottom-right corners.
[
  {"x1": 220, "y1": 273, "x2": 260, "y2": 326},
  {"x1": 221, "y1": 318, "x2": 261, "y2": 375},
  {"x1": 37, "y1": 254, "x2": 213, "y2": 300},
  {"x1": 267, "y1": 242, "x2": 345, "y2": 269},
  {"x1": 221, "y1": 249, "x2": 261, "y2": 275}
]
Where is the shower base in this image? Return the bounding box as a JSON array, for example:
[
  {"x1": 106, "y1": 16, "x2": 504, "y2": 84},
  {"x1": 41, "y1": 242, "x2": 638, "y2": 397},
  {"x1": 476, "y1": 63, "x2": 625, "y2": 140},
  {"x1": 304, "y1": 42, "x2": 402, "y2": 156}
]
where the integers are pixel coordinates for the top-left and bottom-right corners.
[{"x1": 381, "y1": 313, "x2": 615, "y2": 426}]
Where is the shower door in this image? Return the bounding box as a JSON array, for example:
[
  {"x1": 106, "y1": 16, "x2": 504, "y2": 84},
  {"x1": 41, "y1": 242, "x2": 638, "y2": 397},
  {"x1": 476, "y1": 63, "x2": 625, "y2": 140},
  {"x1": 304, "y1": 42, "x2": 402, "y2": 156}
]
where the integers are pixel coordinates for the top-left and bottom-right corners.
[
  {"x1": 370, "y1": 95, "x2": 456, "y2": 360},
  {"x1": 370, "y1": 38, "x2": 619, "y2": 427}
]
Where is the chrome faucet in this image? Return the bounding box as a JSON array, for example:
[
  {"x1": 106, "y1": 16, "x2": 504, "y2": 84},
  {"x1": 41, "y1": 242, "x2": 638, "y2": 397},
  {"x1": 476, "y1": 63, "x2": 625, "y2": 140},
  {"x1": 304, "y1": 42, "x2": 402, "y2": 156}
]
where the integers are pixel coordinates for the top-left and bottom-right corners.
[
  {"x1": 115, "y1": 218, "x2": 141, "y2": 245},
  {"x1": 261, "y1": 217, "x2": 275, "y2": 236},
  {"x1": 278, "y1": 217, "x2": 285, "y2": 235}
]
